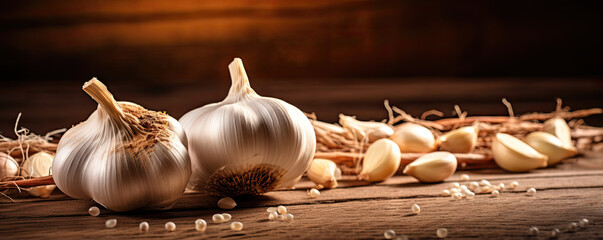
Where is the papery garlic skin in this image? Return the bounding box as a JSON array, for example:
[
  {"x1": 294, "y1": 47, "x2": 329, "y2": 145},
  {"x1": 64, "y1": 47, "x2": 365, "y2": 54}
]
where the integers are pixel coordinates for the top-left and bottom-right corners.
[
  {"x1": 0, "y1": 153, "x2": 19, "y2": 179},
  {"x1": 438, "y1": 126, "x2": 478, "y2": 153},
  {"x1": 53, "y1": 78, "x2": 191, "y2": 212},
  {"x1": 492, "y1": 133, "x2": 547, "y2": 172},
  {"x1": 358, "y1": 139, "x2": 401, "y2": 182},
  {"x1": 339, "y1": 115, "x2": 394, "y2": 142},
  {"x1": 20, "y1": 152, "x2": 56, "y2": 198},
  {"x1": 543, "y1": 118, "x2": 573, "y2": 148},
  {"x1": 390, "y1": 123, "x2": 437, "y2": 153},
  {"x1": 403, "y1": 151, "x2": 457, "y2": 183},
  {"x1": 525, "y1": 132, "x2": 577, "y2": 165},
  {"x1": 307, "y1": 158, "x2": 341, "y2": 189},
  {"x1": 180, "y1": 58, "x2": 316, "y2": 196}
]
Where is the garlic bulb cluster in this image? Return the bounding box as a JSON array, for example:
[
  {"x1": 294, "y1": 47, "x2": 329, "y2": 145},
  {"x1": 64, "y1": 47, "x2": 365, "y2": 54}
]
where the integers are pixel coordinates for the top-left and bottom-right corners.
[
  {"x1": 525, "y1": 132, "x2": 577, "y2": 165},
  {"x1": 438, "y1": 126, "x2": 478, "y2": 153},
  {"x1": 390, "y1": 123, "x2": 437, "y2": 153},
  {"x1": 52, "y1": 78, "x2": 191, "y2": 212},
  {"x1": 403, "y1": 151, "x2": 457, "y2": 183},
  {"x1": 307, "y1": 158, "x2": 342, "y2": 189},
  {"x1": 0, "y1": 152, "x2": 19, "y2": 179},
  {"x1": 180, "y1": 58, "x2": 316, "y2": 196},
  {"x1": 358, "y1": 138, "x2": 401, "y2": 182},
  {"x1": 21, "y1": 152, "x2": 55, "y2": 198},
  {"x1": 339, "y1": 115, "x2": 394, "y2": 142},
  {"x1": 492, "y1": 133, "x2": 547, "y2": 172}
]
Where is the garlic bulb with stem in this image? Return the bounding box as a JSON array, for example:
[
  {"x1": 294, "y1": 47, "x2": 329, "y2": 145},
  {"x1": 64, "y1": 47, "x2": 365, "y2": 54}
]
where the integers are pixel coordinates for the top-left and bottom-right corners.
[
  {"x1": 339, "y1": 114, "x2": 394, "y2": 142},
  {"x1": 20, "y1": 151, "x2": 55, "y2": 198},
  {"x1": 306, "y1": 158, "x2": 341, "y2": 189},
  {"x1": 180, "y1": 58, "x2": 316, "y2": 196},
  {"x1": 525, "y1": 132, "x2": 577, "y2": 165},
  {"x1": 543, "y1": 118, "x2": 573, "y2": 148},
  {"x1": 437, "y1": 126, "x2": 478, "y2": 153},
  {"x1": 492, "y1": 133, "x2": 547, "y2": 172},
  {"x1": 0, "y1": 152, "x2": 19, "y2": 179},
  {"x1": 52, "y1": 78, "x2": 191, "y2": 212},
  {"x1": 390, "y1": 123, "x2": 437, "y2": 153},
  {"x1": 358, "y1": 138, "x2": 401, "y2": 182},
  {"x1": 403, "y1": 151, "x2": 457, "y2": 183}
]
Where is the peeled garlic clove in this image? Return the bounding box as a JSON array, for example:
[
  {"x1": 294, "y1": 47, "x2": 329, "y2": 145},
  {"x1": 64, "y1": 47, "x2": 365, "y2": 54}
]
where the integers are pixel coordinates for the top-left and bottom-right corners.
[
  {"x1": 217, "y1": 197, "x2": 237, "y2": 209},
  {"x1": 20, "y1": 152, "x2": 56, "y2": 198},
  {"x1": 0, "y1": 152, "x2": 19, "y2": 179},
  {"x1": 358, "y1": 139, "x2": 401, "y2": 182},
  {"x1": 339, "y1": 114, "x2": 394, "y2": 142},
  {"x1": 525, "y1": 132, "x2": 577, "y2": 165},
  {"x1": 390, "y1": 123, "x2": 437, "y2": 153},
  {"x1": 180, "y1": 58, "x2": 316, "y2": 196},
  {"x1": 437, "y1": 126, "x2": 478, "y2": 153},
  {"x1": 543, "y1": 118, "x2": 573, "y2": 148},
  {"x1": 53, "y1": 78, "x2": 191, "y2": 211},
  {"x1": 306, "y1": 158, "x2": 341, "y2": 189},
  {"x1": 492, "y1": 133, "x2": 548, "y2": 172},
  {"x1": 403, "y1": 151, "x2": 457, "y2": 183}
]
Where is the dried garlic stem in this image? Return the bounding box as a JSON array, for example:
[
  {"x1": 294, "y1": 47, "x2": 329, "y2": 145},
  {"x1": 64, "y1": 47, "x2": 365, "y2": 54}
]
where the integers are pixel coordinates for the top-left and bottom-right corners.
[{"x1": 0, "y1": 176, "x2": 55, "y2": 190}]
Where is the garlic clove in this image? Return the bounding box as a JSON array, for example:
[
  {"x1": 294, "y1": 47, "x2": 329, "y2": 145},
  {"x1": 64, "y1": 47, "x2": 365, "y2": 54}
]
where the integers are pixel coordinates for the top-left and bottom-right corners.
[
  {"x1": 358, "y1": 139, "x2": 401, "y2": 182},
  {"x1": 217, "y1": 197, "x2": 237, "y2": 209},
  {"x1": 437, "y1": 126, "x2": 478, "y2": 153},
  {"x1": 492, "y1": 133, "x2": 548, "y2": 172},
  {"x1": 20, "y1": 152, "x2": 56, "y2": 198},
  {"x1": 339, "y1": 114, "x2": 394, "y2": 142},
  {"x1": 0, "y1": 152, "x2": 19, "y2": 179},
  {"x1": 390, "y1": 123, "x2": 437, "y2": 153},
  {"x1": 403, "y1": 151, "x2": 457, "y2": 183},
  {"x1": 525, "y1": 132, "x2": 578, "y2": 165},
  {"x1": 306, "y1": 158, "x2": 341, "y2": 189},
  {"x1": 543, "y1": 118, "x2": 573, "y2": 148}
]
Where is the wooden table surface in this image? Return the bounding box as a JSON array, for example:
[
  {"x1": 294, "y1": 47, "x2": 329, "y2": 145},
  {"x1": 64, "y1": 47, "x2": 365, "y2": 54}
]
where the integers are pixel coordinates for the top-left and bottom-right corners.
[{"x1": 1, "y1": 151, "x2": 602, "y2": 239}]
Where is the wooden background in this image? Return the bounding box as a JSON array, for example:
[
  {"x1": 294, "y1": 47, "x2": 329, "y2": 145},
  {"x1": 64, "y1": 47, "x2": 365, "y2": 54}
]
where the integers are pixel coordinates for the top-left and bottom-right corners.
[{"x1": 0, "y1": 0, "x2": 602, "y2": 133}]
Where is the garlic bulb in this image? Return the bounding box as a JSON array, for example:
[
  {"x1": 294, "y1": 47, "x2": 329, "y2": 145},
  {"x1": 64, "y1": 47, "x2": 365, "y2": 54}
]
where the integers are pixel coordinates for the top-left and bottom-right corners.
[
  {"x1": 180, "y1": 58, "x2": 316, "y2": 196},
  {"x1": 437, "y1": 126, "x2": 478, "y2": 153},
  {"x1": 20, "y1": 151, "x2": 56, "y2": 198},
  {"x1": 525, "y1": 132, "x2": 577, "y2": 165},
  {"x1": 390, "y1": 123, "x2": 437, "y2": 153},
  {"x1": 52, "y1": 78, "x2": 191, "y2": 212},
  {"x1": 306, "y1": 158, "x2": 342, "y2": 189},
  {"x1": 403, "y1": 151, "x2": 457, "y2": 183},
  {"x1": 492, "y1": 133, "x2": 547, "y2": 172},
  {"x1": 358, "y1": 139, "x2": 401, "y2": 182},
  {"x1": 339, "y1": 115, "x2": 394, "y2": 142},
  {"x1": 0, "y1": 152, "x2": 19, "y2": 179},
  {"x1": 543, "y1": 118, "x2": 573, "y2": 148}
]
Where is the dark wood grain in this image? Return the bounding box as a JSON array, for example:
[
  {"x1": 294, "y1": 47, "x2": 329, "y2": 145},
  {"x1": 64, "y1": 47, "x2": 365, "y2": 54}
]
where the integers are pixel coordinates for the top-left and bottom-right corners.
[{"x1": 1, "y1": 151, "x2": 602, "y2": 239}]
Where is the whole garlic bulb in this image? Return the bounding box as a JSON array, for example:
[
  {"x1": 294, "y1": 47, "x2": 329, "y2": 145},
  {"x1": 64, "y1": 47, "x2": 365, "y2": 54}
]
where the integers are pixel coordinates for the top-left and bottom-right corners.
[
  {"x1": 180, "y1": 58, "x2": 316, "y2": 196},
  {"x1": 307, "y1": 158, "x2": 342, "y2": 189},
  {"x1": 390, "y1": 123, "x2": 437, "y2": 153},
  {"x1": 525, "y1": 132, "x2": 577, "y2": 165},
  {"x1": 437, "y1": 126, "x2": 478, "y2": 153},
  {"x1": 21, "y1": 152, "x2": 56, "y2": 198},
  {"x1": 0, "y1": 152, "x2": 19, "y2": 179},
  {"x1": 358, "y1": 138, "x2": 401, "y2": 182},
  {"x1": 492, "y1": 133, "x2": 547, "y2": 172},
  {"x1": 52, "y1": 78, "x2": 191, "y2": 212},
  {"x1": 403, "y1": 151, "x2": 457, "y2": 183}
]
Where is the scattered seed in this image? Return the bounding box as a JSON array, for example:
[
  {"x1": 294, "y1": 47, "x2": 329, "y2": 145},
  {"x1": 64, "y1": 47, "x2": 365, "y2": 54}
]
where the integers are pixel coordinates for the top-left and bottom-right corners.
[
  {"x1": 551, "y1": 228, "x2": 560, "y2": 238},
  {"x1": 88, "y1": 206, "x2": 100, "y2": 217},
  {"x1": 450, "y1": 188, "x2": 460, "y2": 194},
  {"x1": 308, "y1": 188, "x2": 320, "y2": 198},
  {"x1": 277, "y1": 205, "x2": 287, "y2": 215},
  {"x1": 527, "y1": 188, "x2": 536, "y2": 196},
  {"x1": 469, "y1": 181, "x2": 479, "y2": 190},
  {"x1": 384, "y1": 229, "x2": 396, "y2": 239},
  {"x1": 452, "y1": 193, "x2": 462, "y2": 200},
  {"x1": 479, "y1": 179, "x2": 491, "y2": 186},
  {"x1": 165, "y1": 222, "x2": 176, "y2": 232},
  {"x1": 267, "y1": 207, "x2": 277, "y2": 213},
  {"x1": 567, "y1": 222, "x2": 578, "y2": 232},
  {"x1": 466, "y1": 192, "x2": 475, "y2": 200},
  {"x1": 436, "y1": 228, "x2": 448, "y2": 238},
  {"x1": 411, "y1": 204, "x2": 421, "y2": 214},
  {"x1": 221, "y1": 213, "x2": 232, "y2": 222},
  {"x1": 195, "y1": 219, "x2": 207, "y2": 232},
  {"x1": 231, "y1": 221, "x2": 243, "y2": 231},
  {"x1": 460, "y1": 174, "x2": 470, "y2": 181},
  {"x1": 212, "y1": 214, "x2": 225, "y2": 223},
  {"x1": 284, "y1": 213, "x2": 294, "y2": 223},
  {"x1": 105, "y1": 219, "x2": 117, "y2": 228},
  {"x1": 579, "y1": 219, "x2": 589, "y2": 228},
  {"x1": 217, "y1": 197, "x2": 237, "y2": 210},
  {"x1": 509, "y1": 181, "x2": 519, "y2": 189},
  {"x1": 528, "y1": 227, "x2": 539, "y2": 236},
  {"x1": 450, "y1": 182, "x2": 460, "y2": 188},
  {"x1": 139, "y1": 222, "x2": 149, "y2": 233},
  {"x1": 268, "y1": 212, "x2": 279, "y2": 221},
  {"x1": 491, "y1": 190, "x2": 500, "y2": 198},
  {"x1": 497, "y1": 183, "x2": 505, "y2": 190},
  {"x1": 441, "y1": 189, "x2": 451, "y2": 196}
]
